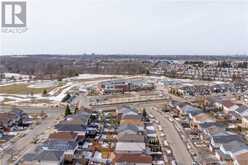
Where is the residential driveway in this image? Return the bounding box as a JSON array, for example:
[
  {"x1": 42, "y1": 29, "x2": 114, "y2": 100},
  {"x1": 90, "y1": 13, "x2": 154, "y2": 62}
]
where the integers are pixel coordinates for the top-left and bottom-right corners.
[{"x1": 149, "y1": 108, "x2": 193, "y2": 165}]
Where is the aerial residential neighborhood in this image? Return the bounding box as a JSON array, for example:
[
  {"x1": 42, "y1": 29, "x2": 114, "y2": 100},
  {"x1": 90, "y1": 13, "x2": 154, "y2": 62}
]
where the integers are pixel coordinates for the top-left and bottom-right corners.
[
  {"x1": 1, "y1": 55, "x2": 248, "y2": 165},
  {"x1": 0, "y1": 0, "x2": 246, "y2": 164}
]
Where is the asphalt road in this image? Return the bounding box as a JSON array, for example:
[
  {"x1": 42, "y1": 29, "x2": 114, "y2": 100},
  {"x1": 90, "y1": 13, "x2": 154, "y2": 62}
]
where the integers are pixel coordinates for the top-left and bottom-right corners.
[{"x1": 149, "y1": 108, "x2": 193, "y2": 165}]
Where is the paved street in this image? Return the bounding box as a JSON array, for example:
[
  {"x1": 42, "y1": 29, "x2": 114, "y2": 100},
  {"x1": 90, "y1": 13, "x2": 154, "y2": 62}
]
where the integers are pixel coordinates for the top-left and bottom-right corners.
[{"x1": 149, "y1": 107, "x2": 193, "y2": 165}]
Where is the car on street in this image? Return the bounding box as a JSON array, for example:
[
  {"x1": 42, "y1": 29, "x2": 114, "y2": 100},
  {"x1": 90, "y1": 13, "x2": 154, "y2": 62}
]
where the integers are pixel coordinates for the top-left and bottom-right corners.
[{"x1": 163, "y1": 140, "x2": 169, "y2": 147}]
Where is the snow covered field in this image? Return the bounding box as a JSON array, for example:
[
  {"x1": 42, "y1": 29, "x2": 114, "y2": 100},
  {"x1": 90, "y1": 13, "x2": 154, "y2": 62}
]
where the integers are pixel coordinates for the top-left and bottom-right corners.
[
  {"x1": 3, "y1": 73, "x2": 35, "y2": 80},
  {"x1": 28, "y1": 80, "x2": 57, "y2": 88},
  {"x1": 63, "y1": 74, "x2": 119, "y2": 81},
  {"x1": 0, "y1": 74, "x2": 131, "y2": 106},
  {"x1": 0, "y1": 96, "x2": 4, "y2": 103}
]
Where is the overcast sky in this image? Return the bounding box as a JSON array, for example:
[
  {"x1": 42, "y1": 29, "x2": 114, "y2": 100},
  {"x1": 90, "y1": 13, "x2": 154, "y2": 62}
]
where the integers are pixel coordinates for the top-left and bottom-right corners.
[{"x1": 0, "y1": 0, "x2": 247, "y2": 55}]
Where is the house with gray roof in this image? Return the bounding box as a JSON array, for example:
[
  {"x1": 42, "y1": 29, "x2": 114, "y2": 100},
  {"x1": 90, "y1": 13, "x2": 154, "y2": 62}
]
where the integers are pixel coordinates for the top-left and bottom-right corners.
[
  {"x1": 121, "y1": 113, "x2": 141, "y2": 120},
  {"x1": 117, "y1": 124, "x2": 140, "y2": 135},
  {"x1": 35, "y1": 150, "x2": 64, "y2": 164},
  {"x1": 198, "y1": 122, "x2": 226, "y2": 141},
  {"x1": 115, "y1": 142, "x2": 146, "y2": 154},
  {"x1": 42, "y1": 140, "x2": 77, "y2": 152},
  {"x1": 117, "y1": 106, "x2": 138, "y2": 116},
  {"x1": 180, "y1": 105, "x2": 203, "y2": 119},
  {"x1": 209, "y1": 132, "x2": 244, "y2": 152},
  {"x1": 55, "y1": 112, "x2": 91, "y2": 134},
  {"x1": 219, "y1": 140, "x2": 248, "y2": 159},
  {"x1": 234, "y1": 105, "x2": 248, "y2": 117},
  {"x1": 222, "y1": 140, "x2": 248, "y2": 154},
  {"x1": 20, "y1": 150, "x2": 64, "y2": 165}
]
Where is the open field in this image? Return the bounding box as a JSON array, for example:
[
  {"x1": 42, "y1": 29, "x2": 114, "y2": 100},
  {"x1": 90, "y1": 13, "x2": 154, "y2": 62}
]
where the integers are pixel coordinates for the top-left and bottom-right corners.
[{"x1": 0, "y1": 83, "x2": 53, "y2": 94}]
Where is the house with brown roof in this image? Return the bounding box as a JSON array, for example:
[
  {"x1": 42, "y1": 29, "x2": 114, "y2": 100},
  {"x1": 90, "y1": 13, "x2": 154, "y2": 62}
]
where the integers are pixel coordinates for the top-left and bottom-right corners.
[
  {"x1": 120, "y1": 119, "x2": 144, "y2": 127},
  {"x1": 234, "y1": 151, "x2": 248, "y2": 165},
  {"x1": 48, "y1": 132, "x2": 78, "y2": 142},
  {"x1": 214, "y1": 100, "x2": 239, "y2": 114},
  {"x1": 117, "y1": 134, "x2": 144, "y2": 143},
  {"x1": 191, "y1": 113, "x2": 215, "y2": 129},
  {"x1": 114, "y1": 153, "x2": 152, "y2": 165}
]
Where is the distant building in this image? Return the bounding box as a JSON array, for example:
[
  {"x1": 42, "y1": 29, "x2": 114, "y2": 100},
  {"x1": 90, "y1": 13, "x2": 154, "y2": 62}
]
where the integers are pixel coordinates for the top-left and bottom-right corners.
[{"x1": 97, "y1": 79, "x2": 154, "y2": 95}]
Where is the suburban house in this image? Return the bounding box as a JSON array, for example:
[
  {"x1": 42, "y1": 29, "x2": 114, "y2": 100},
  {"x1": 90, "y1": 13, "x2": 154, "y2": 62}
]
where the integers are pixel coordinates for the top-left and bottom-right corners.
[
  {"x1": 55, "y1": 112, "x2": 91, "y2": 135},
  {"x1": 113, "y1": 105, "x2": 153, "y2": 165},
  {"x1": 0, "y1": 109, "x2": 32, "y2": 132},
  {"x1": 233, "y1": 105, "x2": 248, "y2": 117},
  {"x1": 48, "y1": 132, "x2": 79, "y2": 142},
  {"x1": 191, "y1": 113, "x2": 215, "y2": 129},
  {"x1": 210, "y1": 133, "x2": 244, "y2": 151},
  {"x1": 219, "y1": 140, "x2": 248, "y2": 165},
  {"x1": 115, "y1": 142, "x2": 146, "y2": 154},
  {"x1": 180, "y1": 105, "x2": 203, "y2": 118},
  {"x1": 117, "y1": 106, "x2": 139, "y2": 120},
  {"x1": 20, "y1": 150, "x2": 64, "y2": 165},
  {"x1": 241, "y1": 116, "x2": 248, "y2": 128},
  {"x1": 117, "y1": 134, "x2": 145, "y2": 143},
  {"x1": 198, "y1": 122, "x2": 226, "y2": 140},
  {"x1": 42, "y1": 140, "x2": 77, "y2": 152},
  {"x1": 214, "y1": 100, "x2": 239, "y2": 114},
  {"x1": 233, "y1": 151, "x2": 248, "y2": 165},
  {"x1": 114, "y1": 153, "x2": 152, "y2": 165},
  {"x1": 117, "y1": 124, "x2": 143, "y2": 135}
]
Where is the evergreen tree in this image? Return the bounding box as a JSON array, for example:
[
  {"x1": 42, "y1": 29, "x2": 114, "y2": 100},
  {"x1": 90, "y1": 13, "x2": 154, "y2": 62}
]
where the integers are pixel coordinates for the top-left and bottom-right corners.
[
  {"x1": 142, "y1": 108, "x2": 147, "y2": 119},
  {"x1": 145, "y1": 69, "x2": 150, "y2": 75},
  {"x1": 74, "y1": 107, "x2": 79, "y2": 114},
  {"x1": 42, "y1": 89, "x2": 48, "y2": 96},
  {"x1": 65, "y1": 105, "x2": 72, "y2": 116}
]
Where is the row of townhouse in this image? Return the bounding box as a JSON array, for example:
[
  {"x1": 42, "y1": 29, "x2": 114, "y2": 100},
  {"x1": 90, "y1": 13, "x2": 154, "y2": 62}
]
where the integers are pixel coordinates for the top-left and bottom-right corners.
[
  {"x1": 19, "y1": 105, "x2": 164, "y2": 165},
  {"x1": 114, "y1": 106, "x2": 153, "y2": 165},
  {"x1": 169, "y1": 99, "x2": 248, "y2": 165},
  {"x1": 20, "y1": 111, "x2": 92, "y2": 165},
  {"x1": 170, "y1": 82, "x2": 247, "y2": 98},
  {"x1": 214, "y1": 99, "x2": 248, "y2": 129}
]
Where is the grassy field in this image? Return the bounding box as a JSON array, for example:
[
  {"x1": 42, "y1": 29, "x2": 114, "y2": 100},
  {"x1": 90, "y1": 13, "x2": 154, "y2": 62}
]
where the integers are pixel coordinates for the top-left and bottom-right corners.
[{"x1": 0, "y1": 83, "x2": 52, "y2": 94}]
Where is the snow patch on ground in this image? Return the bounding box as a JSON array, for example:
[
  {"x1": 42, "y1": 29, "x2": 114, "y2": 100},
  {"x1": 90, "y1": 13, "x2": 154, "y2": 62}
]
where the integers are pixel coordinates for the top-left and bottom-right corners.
[
  {"x1": 0, "y1": 96, "x2": 4, "y2": 103},
  {"x1": 63, "y1": 74, "x2": 117, "y2": 81},
  {"x1": 0, "y1": 82, "x2": 26, "y2": 87},
  {"x1": 28, "y1": 80, "x2": 57, "y2": 88},
  {"x1": 4, "y1": 72, "x2": 35, "y2": 80},
  {"x1": 48, "y1": 82, "x2": 76, "y2": 101}
]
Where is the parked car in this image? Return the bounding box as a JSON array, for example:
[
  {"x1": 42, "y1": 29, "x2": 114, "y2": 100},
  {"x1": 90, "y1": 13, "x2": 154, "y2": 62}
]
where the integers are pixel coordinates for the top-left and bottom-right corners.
[{"x1": 163, "y1": 140, "x2": 169, "y2": 147}]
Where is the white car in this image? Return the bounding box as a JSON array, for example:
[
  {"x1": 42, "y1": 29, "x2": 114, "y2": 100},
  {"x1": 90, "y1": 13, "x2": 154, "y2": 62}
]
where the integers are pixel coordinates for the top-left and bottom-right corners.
[
  {"x1": 163, "y1": 140, "x2": 169, "y2": 147},
  {"x1": 158, "y1": 125, "x2": 162, "y2": 131},
  {"x1": 187, "y1": 143, "x2": 191, "y2": 149},
  {"x1": 171, "y1": 160, "x2": 177, "y2": 165},
  {"x1": 166, "y1": 149, "x2": 172, "y2": 155},
  {"x1": 160, "y1": 133, "x2": 165, "y2": 137}
]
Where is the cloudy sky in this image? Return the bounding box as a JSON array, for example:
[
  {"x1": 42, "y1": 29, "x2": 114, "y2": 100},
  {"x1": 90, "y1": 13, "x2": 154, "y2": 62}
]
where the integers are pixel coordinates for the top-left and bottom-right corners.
[{"x1": 0, "y1": 0, "x2": 247, "y2": 55}]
